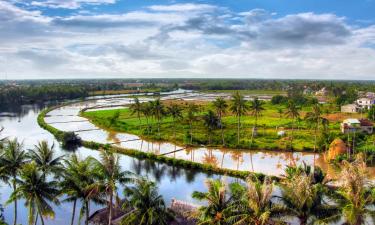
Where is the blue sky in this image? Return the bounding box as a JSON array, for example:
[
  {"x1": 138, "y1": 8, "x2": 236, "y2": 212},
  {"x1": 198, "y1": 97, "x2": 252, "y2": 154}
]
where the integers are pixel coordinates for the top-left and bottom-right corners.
[{"x1": 1, "y1": 0, "x2": 375, "y2": 79}]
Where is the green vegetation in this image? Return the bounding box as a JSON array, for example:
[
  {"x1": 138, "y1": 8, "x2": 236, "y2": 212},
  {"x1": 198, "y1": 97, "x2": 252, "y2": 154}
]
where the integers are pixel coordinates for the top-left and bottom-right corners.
[{"x1": 82, "y1": 94, "x2": 375, "y2": 155}]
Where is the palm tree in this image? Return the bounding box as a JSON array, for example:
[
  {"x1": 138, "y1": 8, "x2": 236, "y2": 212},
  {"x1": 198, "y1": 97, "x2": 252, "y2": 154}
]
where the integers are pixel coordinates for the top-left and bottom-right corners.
[
  {"x1": 121, "y1": 178, "x2": 173, "y2": 225},
  {"x1": 213, "y1": 97, "x2": 228, "y2": 146},
  {"x1": 150, "y1": 98, "x2": 165, "y2": 138},
  {"x1": 249, "y1": 97, "x2": 265, "y2": 143},
  {"x1": 9, "y1": 162, "x2": 59, "y2": 225},
  {"x1": 277, "y1": 172, "x2": 339, "y2": 225},
  {"x1": 186, "y1": 103, "x2": 199, "y2": 145},
  {"x1": 192, "y1": 179, "x2": 234, "y2": 225},
  {"x1": 130, "y1": 97, "x2": 143, "y2": 128},
  {"x1": 304, "y1": 104, "x2": 324, "y2": 152},
  {"x1": 91, "y1": 150, "x2": 135, "y2": 225},
  {"x1": 61, "y1": 155, "x2": 97, "y2": 225},
  {"x1": 227, "y1": 176, "x2": 283, "y2": 225},
  {"x1": 230, "y1": 92, "x2": 249, "y2": 145},
  {"x1": 203, "y1": 110, "x2": 220, "y2": 145},
  {"x1": 141, "y1": 103, "x2": 153, "y2": 134},
  {"x1": 284, "y1": 100, "x2": 300, "y2": 150},
  {"x1": 277, "y1": 108, "x2": 283, "y2": 118},
  {"x1": 0, "y1": 138, "x2": 27, "y2": 225},
  {"x1": 336, "y1": 154, "x2": 375, "y2": 225},
  {"x1": 28, "y1": 141, "x2": 63, "y2": 176},
  {"x1": 167, "y1": 104, "x2": 183, "y2": 141}
]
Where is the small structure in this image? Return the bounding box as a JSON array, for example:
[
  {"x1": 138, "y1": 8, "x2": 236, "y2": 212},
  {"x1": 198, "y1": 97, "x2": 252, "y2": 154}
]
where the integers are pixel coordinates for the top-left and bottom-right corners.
[
  {"x1": 326, "y1": 138, "x2": 347, "y2": 161},
  {"x1": 341, "y1": 104, "x2": 358, "y2": 113},
  {"x1": 315, "y1": 87, "x2": 328, "y2": 96},
  {"x1": 303, "y1": 87, "x2": 313, "y2": 95},
  {"x1": 356, "y1": 97, "x2": 375, "y2": 110},
  {"x1": 340, "y1": 118, "x2": 374, "y2": 134}
]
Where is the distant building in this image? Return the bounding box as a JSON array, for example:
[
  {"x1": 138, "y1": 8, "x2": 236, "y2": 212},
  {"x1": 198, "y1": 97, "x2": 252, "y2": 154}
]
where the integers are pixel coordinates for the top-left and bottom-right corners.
[
  {"x1": 303, "y1": 87, "x2": 313, "y2": 95},
  {"x1": 315, "y1": 87, "x2": 328, "y2": 96},
  {"x1": 356, "y1": 97, "x2": 375, "y2": 110},
  {"x1": 340, "y1": 118, "x2": 373, "y2": 134},
  {"x1": 341, "y1": 104, "x2": 358, "y2": 113},
  {"x1": 366, "y1": 92, "x2": 375, "y2": 99}
]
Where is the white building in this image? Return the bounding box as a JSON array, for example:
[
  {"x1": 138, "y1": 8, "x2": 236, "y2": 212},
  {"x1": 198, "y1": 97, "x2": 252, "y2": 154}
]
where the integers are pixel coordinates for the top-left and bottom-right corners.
[
  {"x1": 341, "y1": 118, "x2": 374, "y2": 134},
  {"x1": 341, "y1": 104, "x2": 358, "y2": 113},
  {"x1": 356, "y1": 97, "x2": 375, "y2": 110}
]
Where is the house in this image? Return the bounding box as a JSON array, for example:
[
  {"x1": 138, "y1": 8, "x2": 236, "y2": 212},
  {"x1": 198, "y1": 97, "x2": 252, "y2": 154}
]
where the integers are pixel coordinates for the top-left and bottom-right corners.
[
  {"x1": 341, "y1": 104, "x2": 358, "y2": 113},
  {"x1": 340, "y1": 118, "x2": 374, "y2": 134},
  {"x1": 366, "y1": 92, "x2": 375, "y2": 99},
  {"x1": 315, "y1": 87, "x2": 328, "y2": 96},
  {"x1": 303, "y1": 87, "x2": 313, "y2": 95},
  {"x1": 356, "y1": 97, "x2": 375, "y2": 110}
]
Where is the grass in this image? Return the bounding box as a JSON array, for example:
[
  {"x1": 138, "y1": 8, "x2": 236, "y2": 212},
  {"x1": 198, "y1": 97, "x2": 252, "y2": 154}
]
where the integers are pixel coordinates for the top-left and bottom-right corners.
[
  {"x1": 82, "y1": 100, "x2": 374, "y2": 152},
  {"x1": 203, "y1": 89, "x2": 287, "y2": 95}
]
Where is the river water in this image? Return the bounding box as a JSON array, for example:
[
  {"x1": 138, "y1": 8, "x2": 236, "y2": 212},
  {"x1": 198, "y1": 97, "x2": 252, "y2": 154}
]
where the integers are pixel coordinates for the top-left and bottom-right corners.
[{"x1": 0, "y1": 90, "x2": 373, "y2": 225}]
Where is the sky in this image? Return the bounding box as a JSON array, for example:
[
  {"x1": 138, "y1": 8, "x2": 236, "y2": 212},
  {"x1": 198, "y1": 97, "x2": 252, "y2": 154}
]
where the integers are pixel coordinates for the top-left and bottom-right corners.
[{"x1": 0, "y1": 0, "x2": 375, "y2": 80}]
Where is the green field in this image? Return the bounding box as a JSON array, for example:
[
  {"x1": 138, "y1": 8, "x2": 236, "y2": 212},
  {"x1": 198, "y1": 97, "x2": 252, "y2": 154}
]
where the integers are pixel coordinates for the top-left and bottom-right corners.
[{"x1": 82, "y1": 99, "x2": 375, "y2": 153}]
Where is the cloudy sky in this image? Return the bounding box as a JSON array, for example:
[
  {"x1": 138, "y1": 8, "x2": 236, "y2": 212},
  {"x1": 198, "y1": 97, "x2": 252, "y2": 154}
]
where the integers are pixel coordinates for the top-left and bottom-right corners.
[{"x1": 1, "y1": 0, "x2": 375, "y2": 79}]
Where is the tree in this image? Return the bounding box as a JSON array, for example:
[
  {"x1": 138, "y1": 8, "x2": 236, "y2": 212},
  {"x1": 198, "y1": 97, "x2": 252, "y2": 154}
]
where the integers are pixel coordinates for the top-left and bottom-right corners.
[
  {"x1": 167, "y1": 104, "x2": 183, "y2": 141},
  {"x1": 121, "y1": 178, "x2": 173, "y2": 225},
  {"x1": 277, "y1": 108, "x2": 283, "y2": 119},
  {"x1": 227, "y1": 176, "x2": 283, "y2": 225},
  {"x1": 150, "y1": 98, "x2": 165, "y2": 138},
  {"x1": 192, "y1": 179, "x2": 234, "y2": 225},
  {"x1": 9, "y1": 162, "x2": 59, "y2": 225},
  {"x1": 61, "y1": 155, "x2": 97, "y2": 225},
  {"x1": 91, "y1": 150, "x2": 135, "y2": 225},
  {"x1": 278, "y1": 172, "x2": 339, "y2": 225},
  {"x1": 336, "y1": 154, "x2": 375, "y2": 225},
  {"x1": 213, "y1": 97, "x2": 228, "y2": 146},
  {"x1": 130, "y1": 97, "x2": 143, "y2": 128},
  {"x1": 186, "y1": 103, "x2": 199, "y2": 145},
  {"x1": 28, "y1": 141, "x2": 63, "y2": 177},
  {"x1": 230, "y1": 92, "x2": 249, "y2": 145},
  {"x1": 203, "y1": 110, "x2": 220, "y2": 145},
  {"x1": 141, "y1": 103, "x2": 153, "y2": 134},
  {"x1": 109, "y1": 110, "x2": 120, "y2": 127},
  {"x1": 284, "y1": 100, "x2": 300, "y2": 150},
  {"x1": 368, "y1": 105, "x2": 375, "y2": 121},
  {"x1": 249, "y1": 97, "x2": 265, "y2": 142},
  {"x1": 304, "y1": 104, "x2": 325, "y2": 152},
  {"x1": 0, "y1": 139, "x2": 27, "y2": 225}
]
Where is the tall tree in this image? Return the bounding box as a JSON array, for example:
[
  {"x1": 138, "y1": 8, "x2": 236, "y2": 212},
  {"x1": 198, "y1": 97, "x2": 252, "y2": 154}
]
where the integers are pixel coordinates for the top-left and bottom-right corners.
[
  {"x1": 186, "y1": 103, "x2": 199, "y2": 145},
  {"x1": 192, "y1": 179, "x2": 234, "y2": 225},
  {"x1": 121, "y1": 178, "x2": 173, "y2": 225},
  {"x1": 213, "y1": 97, "x2": 228, "y2": 146},
  {"x1": 203, "y1": 110, "x2": 220, "y2": 145},
  {"x1": 0, "y1": 139, "x2": 27, "y2": 225},
  {"x1": 167, "y1": 104, "x2": 183, "y2": 141},
  {"x1": 304, "y1": 104, "x2": 327, "y2": 152},
  {"x1": 284, "y1": 100, "x2": 300, "y2": 150},
  {"x1": 141, "y1": 103, "x2": 153, "y2": 134},
  {"x1": 150, "y1": 98, "x2": 165, "y2": 138},
  {"x1": 249, "y1": 97, "x2": 265, "y2": 143},
  {"x1": 91, "y1": 150, "x2": 135, "y2": 225},
  {"x1": 9, "y1": 162, "x2": 60, "y2": 225},
  {"x1": 130, "y1": 97, "x2": 143, "y2": 128},
  {"x1": 230, "y1": 92, "x2": 249, "y2": 145},
  {"x1": 28, "y1": 141, "x2": 63, "y2": 176}
]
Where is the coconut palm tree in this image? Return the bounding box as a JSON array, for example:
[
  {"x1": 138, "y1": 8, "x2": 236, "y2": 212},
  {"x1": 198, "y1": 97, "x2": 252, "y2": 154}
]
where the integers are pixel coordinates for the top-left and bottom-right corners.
[
  {"x1": 203, "y1": 110, "x2": 220, "y2": 145},
  {"x1": 213, "y1": 97, "x2": 228, "y2": 146},
  {"x1": 230, "y1": 92, "x2": 249, "y2": 145},
  {"x1": 335, "y1": 154, "x2": 375, "y2": 225},
  {"x1": 192, "y1": 179, "x2": 234, "y2": 225},
  {"x1": 277, "y1": 172, "x2": 339, "y2": 225},
  {"x1": 0, "y1": 138, "x2": 27, "y2": 225},
  {"x1": 121, "y1": 178, "x2": 173, "y2": 225},
  {"x1": 167, "y1": 103, "x2": 183, "y2": 141},
  {"x1": 90, "y1": 150, "x2": 135, "y2": 225},
  {"x1": 28, "y1": 140, "x2": 63, "y2": 177},
  {"x1": 304, "y1": 104, "x2": 324, "y2": 152},
  {"x1": 227, "y1": 176, "x2": 284, "y2": 225},
  {"x1": 130, "y1": 97, "x2": 143, "y2": 128},
  {"x1": 141, "y1": 102, "x2": 153, "y2": 134},
  {"x1": 8, "y1": 162, "x2": 59, "y2": 225},
  {"x1": 186, "y1": 103, "x2": 199, "y2": 144},
  {"x1": 249, "y1": 97, "x2": 265, "y2": 143},
  {"x1": 284, "y1": 100, "x2": 300, "y2": 150},
  {"x1": 61, "y1": 155, "x2": 98, "y2": 225},
  {"x1": 150, "y1": 98, "x2": 165, "y2": 138}
]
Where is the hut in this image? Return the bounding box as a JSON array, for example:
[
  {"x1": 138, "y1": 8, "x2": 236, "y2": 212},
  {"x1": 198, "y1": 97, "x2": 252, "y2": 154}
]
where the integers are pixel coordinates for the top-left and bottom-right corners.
[{"x1": 326, "y1": 138, "x2": 347, "y2": 161}]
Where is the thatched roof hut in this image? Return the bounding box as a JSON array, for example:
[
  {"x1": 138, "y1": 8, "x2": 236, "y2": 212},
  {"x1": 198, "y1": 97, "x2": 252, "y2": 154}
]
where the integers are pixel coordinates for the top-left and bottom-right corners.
[{"x1": 326, "y1": 138, "x2": 347, "y2": 161}]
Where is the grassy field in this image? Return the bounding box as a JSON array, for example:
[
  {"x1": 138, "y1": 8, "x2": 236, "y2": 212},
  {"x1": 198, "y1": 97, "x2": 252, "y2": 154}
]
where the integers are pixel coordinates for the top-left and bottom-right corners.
[
  {"x1": 82, "y1": 100, "x2": 375, "y2": 152},
  {"x1": 203, "y1": 89, "x2": 287, "y2": 95}
]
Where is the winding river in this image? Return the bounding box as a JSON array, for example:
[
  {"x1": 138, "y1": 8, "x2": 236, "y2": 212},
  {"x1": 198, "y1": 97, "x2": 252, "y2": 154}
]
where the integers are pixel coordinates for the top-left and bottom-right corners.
[{"x1": 0, "y1": 90, "x2": 374, "y2": 225}]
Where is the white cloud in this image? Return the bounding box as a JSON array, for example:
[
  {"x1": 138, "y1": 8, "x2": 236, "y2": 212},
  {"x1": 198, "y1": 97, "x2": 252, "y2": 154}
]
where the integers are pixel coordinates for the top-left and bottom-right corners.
[
  {"x1": 30, "y1": 0, "x2": 116, "y2": 9},
  {"x1": 0, "y1": 2, "x2": 375, "y2": 79}
]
